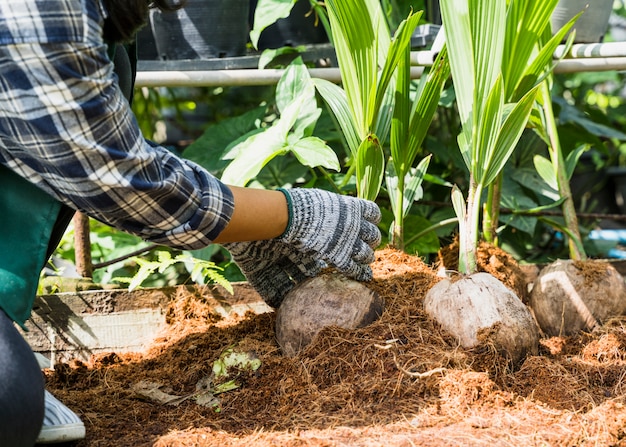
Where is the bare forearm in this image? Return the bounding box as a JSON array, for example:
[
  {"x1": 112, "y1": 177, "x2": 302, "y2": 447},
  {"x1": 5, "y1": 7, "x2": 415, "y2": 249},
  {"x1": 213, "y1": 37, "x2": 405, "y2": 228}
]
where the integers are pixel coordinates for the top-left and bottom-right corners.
[{"x1": 213, "y1": 186, "x2": 289, "y2": 243}]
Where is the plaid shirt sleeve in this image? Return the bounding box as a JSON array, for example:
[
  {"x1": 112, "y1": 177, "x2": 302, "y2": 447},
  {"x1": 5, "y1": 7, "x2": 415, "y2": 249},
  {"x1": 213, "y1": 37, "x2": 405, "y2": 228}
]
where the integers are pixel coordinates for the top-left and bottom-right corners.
[{"x1": 0, "y1": 0, "x2": 234, "y2": 249}]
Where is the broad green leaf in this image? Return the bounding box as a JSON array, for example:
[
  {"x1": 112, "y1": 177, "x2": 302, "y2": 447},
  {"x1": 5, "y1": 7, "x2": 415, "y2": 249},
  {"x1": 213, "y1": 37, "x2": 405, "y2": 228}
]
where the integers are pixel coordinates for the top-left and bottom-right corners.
[
  {"x1": 533, "y1": 154, "x2": 558, "y2": 190},
  {"x1": 276, "y1": 58, "x2": 320, "y2": 139},
  {"x1": 510, "y1": 167, "x2": 560, "y2": 201},
  {"x1": 276, "y1": 57, "x2": 312, "y2": 114},
  {"x1": 356, "y1": 134, "x2": 384, "y2": 201},
  {"x1": 221, "y1": 126, "x2": 286, "y2": 186},
  {"x1": 289, "y1": 137, "x2": 340, "y2": 171},
  {"x1": 258, "y1": 46, "x2": 304, "y2": 70},
  {"x1": 250, "y1": 0, "x2": 296, "y2": 49},
  {"x1": 183, "y1": 106, "x2": 266, "y2": 173}
]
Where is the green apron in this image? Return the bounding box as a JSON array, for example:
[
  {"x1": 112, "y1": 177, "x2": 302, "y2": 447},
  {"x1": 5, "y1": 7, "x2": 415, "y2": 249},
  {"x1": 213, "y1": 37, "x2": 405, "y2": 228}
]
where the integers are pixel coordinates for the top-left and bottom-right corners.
[
  {"x1": 0, "y1": 167, "x2": 63, "y2": 327},
  {"x1": 0, "y1": 43, "x2": 136, "y2": 328}
]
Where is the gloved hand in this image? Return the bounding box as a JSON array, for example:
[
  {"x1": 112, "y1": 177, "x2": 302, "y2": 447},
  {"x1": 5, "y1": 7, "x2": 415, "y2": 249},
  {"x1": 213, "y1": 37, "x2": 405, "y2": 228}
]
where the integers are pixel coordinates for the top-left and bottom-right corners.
[
  {"x1": 277, "y1": 188, "x2": 381, "y2": 281},
  {"x1": 225, "y1": 188, "x2": 381, "y2": 307},
  {"x1": 223, "y1": 240, "x2": 325, "y2": 308}
]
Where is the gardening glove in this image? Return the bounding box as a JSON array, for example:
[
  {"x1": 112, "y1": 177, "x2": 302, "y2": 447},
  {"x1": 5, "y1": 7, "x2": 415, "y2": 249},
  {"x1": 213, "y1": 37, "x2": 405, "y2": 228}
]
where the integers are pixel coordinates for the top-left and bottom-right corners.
[
  {"x1": 223, "y1": 240, "x2": 325, "y2": 308},
  {"x1": 277, "y1": 188, "x2": 381, "y2": 281}
]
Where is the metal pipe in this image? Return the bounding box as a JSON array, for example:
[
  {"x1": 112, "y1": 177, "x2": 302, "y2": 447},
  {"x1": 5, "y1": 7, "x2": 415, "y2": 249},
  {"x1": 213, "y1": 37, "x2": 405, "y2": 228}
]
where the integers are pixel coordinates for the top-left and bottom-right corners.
[
  {"x1": 135, "y1": 42, "x2": 626, "y2": 88},
  {"x1": 135, "y1": 66, "x2": 426, "y2": 88},
  {"x1": 554, "y1": 56, "x2": 626, "y2": 73},
  {"x1": 554, "y1": 41, "x2": 626, "y2": 59}
]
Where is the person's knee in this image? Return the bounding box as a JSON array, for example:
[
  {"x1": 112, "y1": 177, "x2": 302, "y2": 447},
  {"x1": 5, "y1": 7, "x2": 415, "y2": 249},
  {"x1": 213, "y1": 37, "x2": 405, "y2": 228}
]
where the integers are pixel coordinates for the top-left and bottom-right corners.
[{"x1": 0, "y1": 310, "x2": 45, "y2": 446}]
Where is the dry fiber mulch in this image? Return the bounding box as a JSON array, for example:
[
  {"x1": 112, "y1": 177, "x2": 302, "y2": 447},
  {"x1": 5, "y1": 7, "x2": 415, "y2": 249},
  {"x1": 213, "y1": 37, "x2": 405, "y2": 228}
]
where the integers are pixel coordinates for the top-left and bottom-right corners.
[{"x1": 44, "y1": 247, "x2": 626, "y2": 446}]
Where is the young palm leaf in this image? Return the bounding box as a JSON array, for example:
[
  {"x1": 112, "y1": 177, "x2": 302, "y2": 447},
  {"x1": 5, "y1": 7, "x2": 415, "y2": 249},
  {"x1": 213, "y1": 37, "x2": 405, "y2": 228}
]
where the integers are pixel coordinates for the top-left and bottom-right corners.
[
  {"x1": 482, "y1": 0, "x2": 580, "y2": 244},
  {"x1": 388, "y1": 43, "x2": 450, "y2": 249},
  {"x1": 316, "y1": 0, "x2": 422, "y2": 201},
  {"x1": 442, "y1": 0, "x2": 539, "y2": 274}
]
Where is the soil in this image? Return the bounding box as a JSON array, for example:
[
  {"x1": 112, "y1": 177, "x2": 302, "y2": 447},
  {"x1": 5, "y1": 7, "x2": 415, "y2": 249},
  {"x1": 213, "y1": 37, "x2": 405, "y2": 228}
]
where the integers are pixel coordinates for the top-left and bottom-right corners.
[{"x1": 44, "y1": 246, "x2": 626, "y2": 446}]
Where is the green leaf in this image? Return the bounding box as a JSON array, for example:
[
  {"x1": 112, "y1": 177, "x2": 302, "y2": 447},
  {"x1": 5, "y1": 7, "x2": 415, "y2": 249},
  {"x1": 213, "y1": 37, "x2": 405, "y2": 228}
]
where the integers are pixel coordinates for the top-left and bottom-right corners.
[
  {"x1": 405, "y1": 47, "x2": 451, "y2": 168},
  {"x1": 533, "y1": 154, "x2": 558, "y2": 190},
  {"x1": 325, "y1": 0, "x2": 378, "y2": 138},
  {"x1": 484, "y1": 85, "x2": 539, "y2": 185},
  {"x1": 402, "y1": 215, "x2": 440, "y2": 256},
  {"x1": 276, "y1": 57, "x2": 313, "y2": 116},
  {"x1": 441, "y1": 0, "x2": 473, "y2": 125},
  {"x1": 475, "y1": 75, "x2": 505, "y2": 183},
  {"x1": 183, "y1": 106, "x2": 266, "y2": 173},
  {"x1": 511, "y1": 12, "x2": 580, "y2": 101},
  {"x1": 373, "y1": 10, "x2": 421, "y2": 131},
  {"x1": 290, "y1": 137, "x2": 340, "y2": 171},
  {"x1": 502, "y1": 0, "x2": 559, "y2": 99},
  {"x1": 510, "y1": 166, "x2": 560, "y2": 201},
  {"x1": 313, "y1": 78, "x2": 360, "y2": 156},
  {"x1": 250, "y1": 0, "x2": 296, "y2": 49},
  {"x1": 564, "y1": 144, "x2": 589, "y2": 181},
  {"x1": 471, "y1": 0, "x2": 505, "y2": 119},
  {"x1": 258, "y1": 46, "x2": 304, "y2": 69},
  {"x1": 221, "y1": 125, "x2": 287, "y2": 186},
  {"x1": 451, "y1": 184, "x2": 466, "y2": 223},
  {"x1": 356, "y1": 134, "x2": 384, "y2": 201}
]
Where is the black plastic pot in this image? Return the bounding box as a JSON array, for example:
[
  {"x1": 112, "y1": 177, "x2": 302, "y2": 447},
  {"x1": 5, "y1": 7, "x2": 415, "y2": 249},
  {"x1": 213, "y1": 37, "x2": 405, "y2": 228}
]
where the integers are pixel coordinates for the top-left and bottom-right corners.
[
  {"x1": 551, "y1": 0, "x2": 613, "y2": 43},
  {"x1": 151, "y1": 0, "x2": 250, "y2": 60}
]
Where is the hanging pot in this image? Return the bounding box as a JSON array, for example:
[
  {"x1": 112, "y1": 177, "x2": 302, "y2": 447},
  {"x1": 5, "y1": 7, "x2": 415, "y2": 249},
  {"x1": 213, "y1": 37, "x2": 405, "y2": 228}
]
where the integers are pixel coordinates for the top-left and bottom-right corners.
[
  {"x1": 551, "y1": 0, "x2": 613, "y2": 43},
  {"x1": 151, "y1": 0, "x2": 250, "y2": 60}
]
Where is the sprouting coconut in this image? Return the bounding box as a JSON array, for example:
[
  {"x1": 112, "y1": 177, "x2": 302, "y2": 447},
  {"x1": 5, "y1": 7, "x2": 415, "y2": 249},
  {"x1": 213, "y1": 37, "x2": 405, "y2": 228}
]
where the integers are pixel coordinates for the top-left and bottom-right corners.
[
  {"x1": 275, "y1": 273, "x2": 384, "y2": 357},
  {"x1": 528, "y1": 259, "x2": 626, "y2": 337},
  {"x1": 422, "y1": 0, "x2": 570, "y2": 367},
  {"x1": 424, "y1": 272, "x2": 539, "y2": 365}
]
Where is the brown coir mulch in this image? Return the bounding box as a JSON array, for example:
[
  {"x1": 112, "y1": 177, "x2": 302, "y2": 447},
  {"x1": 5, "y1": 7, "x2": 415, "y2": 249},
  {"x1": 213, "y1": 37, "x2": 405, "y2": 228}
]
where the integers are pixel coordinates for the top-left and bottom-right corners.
[{"x1": 44, "y1": 247, "x2": 626, "y2": 446}]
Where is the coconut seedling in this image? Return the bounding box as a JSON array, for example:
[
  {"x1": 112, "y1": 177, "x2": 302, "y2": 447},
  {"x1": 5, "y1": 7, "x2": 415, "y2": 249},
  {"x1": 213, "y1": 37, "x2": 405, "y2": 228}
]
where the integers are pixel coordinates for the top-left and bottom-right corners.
[
  {"x1": 493, "y1": 3, "x2": 626, "y2": 337},
  {"x1": 314, "y1": 0, "x2": 450, "y2": 248},
  {"x1": 528, "y1": 81, "x2": 626, "y2": 337},
  {"x1": 423, "y1": 0, "x2": 549, "y2": 365},
  {"x1": 277, "y1": 0, "x2": 448, "y2": 355},
  {"x1": 482, "y1": 0, "x2": 581, "y2": 247}
]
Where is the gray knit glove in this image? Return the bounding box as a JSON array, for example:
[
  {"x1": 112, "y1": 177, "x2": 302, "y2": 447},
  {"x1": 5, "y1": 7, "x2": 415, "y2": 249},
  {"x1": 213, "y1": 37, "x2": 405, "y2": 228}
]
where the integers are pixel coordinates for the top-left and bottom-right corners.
[
  {"x1": 223, "y1": 240, "x2": 325, "y2": 308},
  {"x1": 277, "y1": 188, "x2": 381, "y2": 281}
]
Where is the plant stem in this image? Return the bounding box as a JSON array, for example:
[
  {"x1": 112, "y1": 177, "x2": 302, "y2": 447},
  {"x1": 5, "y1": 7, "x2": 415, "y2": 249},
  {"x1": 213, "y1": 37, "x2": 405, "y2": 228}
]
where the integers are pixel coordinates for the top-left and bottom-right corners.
[
  {"x1": 539, "y1": 81, "x2": 586, "y2": 261},
  {"x1": 458, "y1": 176, "x2": 481, "y2": 275},
  {"x1": 482, "y1": 174, "x2": 502, "y2": 246},
  {"x1": 391, "y1": 174, "x2": 406, "y2": 250}
]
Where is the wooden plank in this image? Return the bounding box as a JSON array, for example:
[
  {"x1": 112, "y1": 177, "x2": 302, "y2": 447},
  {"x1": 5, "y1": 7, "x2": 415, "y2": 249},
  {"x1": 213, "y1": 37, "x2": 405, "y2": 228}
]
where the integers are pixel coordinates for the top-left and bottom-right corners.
[{"x1": 22, "y1": 284, "x2": 270, "y2": 364}]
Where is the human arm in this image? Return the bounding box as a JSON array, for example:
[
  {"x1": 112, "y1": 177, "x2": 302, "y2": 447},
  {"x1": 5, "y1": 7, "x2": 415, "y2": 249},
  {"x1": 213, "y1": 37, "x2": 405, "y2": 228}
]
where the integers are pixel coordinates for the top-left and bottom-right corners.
[{"x1": 213, "y1": 187, "x2": 288, "y2": 243}]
